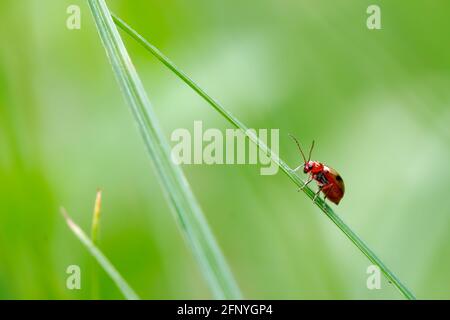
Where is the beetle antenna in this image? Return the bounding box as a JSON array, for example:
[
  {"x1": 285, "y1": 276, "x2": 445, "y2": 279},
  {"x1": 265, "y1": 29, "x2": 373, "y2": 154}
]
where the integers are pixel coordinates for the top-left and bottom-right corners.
[
  {"x1": 308, "y1": 140, "x2": 315, "y2": 161},
  {"x1": 288, "y1": 134, "x2": 307, "y2": 163}
]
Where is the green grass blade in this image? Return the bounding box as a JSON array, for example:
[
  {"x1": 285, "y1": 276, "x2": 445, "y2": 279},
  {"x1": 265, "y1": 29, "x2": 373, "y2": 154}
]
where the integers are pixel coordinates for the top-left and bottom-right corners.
[
  {"x1": 91, "y1": 189, "x2": 102, "y2": 245},
  {"x1": 87, "y1": 0, "x2": 242, "y2": 299},
  {"x1": 90, "y1": 190, "x2": 102, "y2": 299},
  {"x1": 61, "y1": 208, "x2": 140, "y2": 300},
  {"x1": 112, "y1": 14, "x2": 416, "y2": 300}
]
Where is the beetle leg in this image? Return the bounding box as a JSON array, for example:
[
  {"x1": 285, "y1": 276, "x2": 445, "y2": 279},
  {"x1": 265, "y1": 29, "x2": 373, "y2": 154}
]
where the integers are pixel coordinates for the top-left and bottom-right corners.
[
  {"x1": 313, "y1": 187, "x2": 323, "y2": 203},
  {"x1": 298, "y1": 176, "x2": 313, "y2": 192},
  {"x1": 323, "y1": 189, "x2": 331, "y2": 204}
]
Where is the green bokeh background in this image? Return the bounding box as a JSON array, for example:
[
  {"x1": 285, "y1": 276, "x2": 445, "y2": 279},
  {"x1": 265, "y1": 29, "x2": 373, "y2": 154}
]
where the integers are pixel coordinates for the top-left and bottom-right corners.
[{"x1": 1, "y1": 0, "x2": 449, "y2": 299}]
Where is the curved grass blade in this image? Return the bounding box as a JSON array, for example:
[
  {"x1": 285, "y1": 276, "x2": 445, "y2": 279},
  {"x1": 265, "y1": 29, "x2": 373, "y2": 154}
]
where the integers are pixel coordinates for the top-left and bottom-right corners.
[
  {"x1": 111, "y1": 14, "x2": 416, "y2": 300},
  {"x1": 87, "y1": 0, "x2": 242, "y2": 299},
  {"x1": 61, "y1": 208, "x2": 140, "y2": 300}
]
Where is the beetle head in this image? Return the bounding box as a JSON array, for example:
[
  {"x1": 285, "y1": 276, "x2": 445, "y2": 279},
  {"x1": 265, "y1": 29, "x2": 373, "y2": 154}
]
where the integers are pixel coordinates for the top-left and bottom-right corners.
[{"x1": 304, "y1": 161, "x2": 314, "y2": 174}]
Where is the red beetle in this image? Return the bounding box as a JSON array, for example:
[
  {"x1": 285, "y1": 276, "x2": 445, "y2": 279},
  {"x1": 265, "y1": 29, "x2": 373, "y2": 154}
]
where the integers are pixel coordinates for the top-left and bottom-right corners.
[{"x1": 289, "y1": 134, "x2": 345, "y2": 205}]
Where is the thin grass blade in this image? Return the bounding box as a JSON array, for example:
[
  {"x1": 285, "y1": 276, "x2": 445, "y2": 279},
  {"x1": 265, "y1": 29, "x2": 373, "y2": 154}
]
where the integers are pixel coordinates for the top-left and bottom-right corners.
[
  {"x1": 112, "y1": 14, "x2": 416, "y2": 300},
  {"x1": 90, "y1": 189, "x2": 102, "y2": 299},
  {"x1": 91, "y1": 189, "x2": 102, "y2": 245},
  {"x1": 61, "y1": 208, "x2": 140, "y2": 300}
]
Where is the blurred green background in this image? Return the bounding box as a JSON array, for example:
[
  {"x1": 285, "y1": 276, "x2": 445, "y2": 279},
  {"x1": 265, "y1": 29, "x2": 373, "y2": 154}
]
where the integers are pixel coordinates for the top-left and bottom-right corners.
[{"x1": 1, "y1": 0, "x2": 449, "y2": 299}]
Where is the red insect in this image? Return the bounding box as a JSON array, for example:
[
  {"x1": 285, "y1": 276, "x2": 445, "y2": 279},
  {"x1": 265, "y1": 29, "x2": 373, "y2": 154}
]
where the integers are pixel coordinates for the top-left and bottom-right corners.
[{"x1": 289, "y1": 134, "x2": 345, "y2": 205}]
